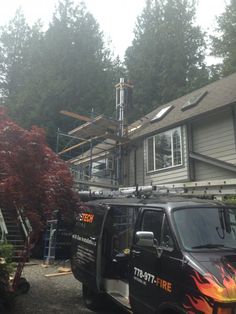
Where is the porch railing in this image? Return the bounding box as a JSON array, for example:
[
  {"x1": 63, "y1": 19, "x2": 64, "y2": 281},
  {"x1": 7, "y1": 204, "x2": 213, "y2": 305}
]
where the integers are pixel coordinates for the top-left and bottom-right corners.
[{"x1": 0, "y1": 208, "x2": 8, "y2": 243}]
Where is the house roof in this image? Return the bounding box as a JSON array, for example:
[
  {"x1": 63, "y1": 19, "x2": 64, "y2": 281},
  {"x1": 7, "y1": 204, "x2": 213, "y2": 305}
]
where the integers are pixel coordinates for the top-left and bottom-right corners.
[
  {"x1": 128, "y1": 72, "x2": 236, "y2": 140},
  {"x1": 66, "y1": 73, "x2": 236, "y2": 166}
]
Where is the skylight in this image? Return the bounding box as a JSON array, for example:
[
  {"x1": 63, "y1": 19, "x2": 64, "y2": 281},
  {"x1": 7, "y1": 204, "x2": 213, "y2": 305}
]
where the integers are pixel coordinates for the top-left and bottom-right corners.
[
  {"x1": 151, "y1": 105, "x2": 174, "y2": 122},
  {"x1": 181, "y1": 91, "x2": 208, "y2": 111},
  {"x1": 128, "y1": 124, "x2": 141, "y2": 133}
]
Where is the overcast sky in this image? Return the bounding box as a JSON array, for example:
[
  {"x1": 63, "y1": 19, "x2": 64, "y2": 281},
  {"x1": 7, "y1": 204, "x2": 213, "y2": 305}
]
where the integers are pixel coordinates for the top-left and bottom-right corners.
[{"x1": 0, "y1": 0, "x2": 227, "y2": 60}]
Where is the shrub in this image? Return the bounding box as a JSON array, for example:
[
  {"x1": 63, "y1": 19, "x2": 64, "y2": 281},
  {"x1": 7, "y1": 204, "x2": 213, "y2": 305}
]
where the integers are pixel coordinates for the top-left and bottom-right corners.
[{"x1": 0, "y1": 243, "x2": 15, "y2": 276}]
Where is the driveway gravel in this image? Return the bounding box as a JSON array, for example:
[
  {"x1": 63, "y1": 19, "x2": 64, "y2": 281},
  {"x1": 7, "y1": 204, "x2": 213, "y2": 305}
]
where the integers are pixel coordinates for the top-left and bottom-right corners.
[{"x1": 8, "y1": 260, "x2": 126, "y2": 314}]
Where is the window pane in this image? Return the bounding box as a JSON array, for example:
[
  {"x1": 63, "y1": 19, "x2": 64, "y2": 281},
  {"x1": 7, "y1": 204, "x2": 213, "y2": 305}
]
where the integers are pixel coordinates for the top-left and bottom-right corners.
[
  {"x1": 147, "y1": 137, "x2": 154, "y2": 171},
  {"x1": 155, "y1": 132, "x2": 172, "y2": 169},
  {"x1": 141, "y1": 211, "x2": 164, "y2": 243},
  {"x1": 147, "y1": 127, "x2": 182, "y2": 172},
  {"x1": 174, "y1": 208, "x2": 236, "y2": 250},
  {"x1": 173, "y1": 129, "x2": 182, "y2": 165},
  {"x1": 106, "y1": 206, "x2": 139, "y2": 254},
  {"x1": 161, "y1": 217, "x2": 174, "y2": 249},
  {"x1": 76, "y1": 205, "x2": 106, "y2": 237}
]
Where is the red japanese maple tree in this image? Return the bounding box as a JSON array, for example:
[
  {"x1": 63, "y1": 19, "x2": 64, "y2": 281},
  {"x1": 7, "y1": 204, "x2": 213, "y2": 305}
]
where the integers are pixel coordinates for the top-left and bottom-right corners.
[{"x1": 0, "y1": 107, "x2": 78, "y2": 236}]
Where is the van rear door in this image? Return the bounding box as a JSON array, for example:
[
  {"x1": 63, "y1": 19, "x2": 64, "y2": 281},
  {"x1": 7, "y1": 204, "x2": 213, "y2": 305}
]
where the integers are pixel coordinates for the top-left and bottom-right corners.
[{"x1": 71, "y1": 204, "x2": 109, "y2": 293}]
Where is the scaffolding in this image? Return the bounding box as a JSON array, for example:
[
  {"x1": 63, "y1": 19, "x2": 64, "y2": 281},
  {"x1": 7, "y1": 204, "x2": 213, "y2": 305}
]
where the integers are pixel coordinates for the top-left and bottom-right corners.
[{"x1": 57, "y1": 79, "x2": 133, "y2": 191}]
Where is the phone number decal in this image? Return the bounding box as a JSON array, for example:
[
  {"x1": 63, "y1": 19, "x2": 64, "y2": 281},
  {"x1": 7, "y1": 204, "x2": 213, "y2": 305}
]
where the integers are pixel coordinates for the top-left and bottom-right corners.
[{"x1": 133, "y1": 267, "x2": 172, "y2": 292}]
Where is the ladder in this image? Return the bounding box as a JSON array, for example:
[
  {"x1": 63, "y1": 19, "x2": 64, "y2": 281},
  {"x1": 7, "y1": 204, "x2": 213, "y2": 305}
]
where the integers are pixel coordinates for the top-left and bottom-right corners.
[
  {"x1": 43, "y1": 220, "x2": 57, "y2": 264},
  {"x1": 78, "y1": 178, "x2": 236, "y2": 200}
]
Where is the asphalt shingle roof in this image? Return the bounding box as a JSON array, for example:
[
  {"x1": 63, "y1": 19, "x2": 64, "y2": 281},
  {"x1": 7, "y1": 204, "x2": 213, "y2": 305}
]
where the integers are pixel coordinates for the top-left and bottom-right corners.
[{"x1": 128, "y1": 72, "x2": 236, "y2": 140}]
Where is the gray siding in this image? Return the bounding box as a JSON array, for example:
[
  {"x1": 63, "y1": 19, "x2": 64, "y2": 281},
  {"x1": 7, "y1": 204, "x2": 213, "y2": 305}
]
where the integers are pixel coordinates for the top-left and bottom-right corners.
[
  {"x1": 144, "y1": 125, "x2": 189, "y2": 185},
  {"x1": 136, "y1": 142, "x2": 144, "y2": 185},
  {"x1": 128, "y1": 149, "x2": 135, "y2": 186},
  {"x1": 125, "y1": 142, "x2": 144, "y2": 186},
  {"x1": 192, "y1": 108, "x2": 236, "y2": 180},
  {"x1": 126, "y1": 106, "x2": 236, "y2": 186},
  {"x1": 194, "y1": 161, "x2": 236, "y2": 181}
]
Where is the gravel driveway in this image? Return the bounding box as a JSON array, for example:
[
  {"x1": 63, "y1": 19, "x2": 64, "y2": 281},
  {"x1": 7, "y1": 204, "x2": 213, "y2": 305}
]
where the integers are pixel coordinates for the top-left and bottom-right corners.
[{"x1": 8, "y1": 260, "x2": 126, "y2": 314}]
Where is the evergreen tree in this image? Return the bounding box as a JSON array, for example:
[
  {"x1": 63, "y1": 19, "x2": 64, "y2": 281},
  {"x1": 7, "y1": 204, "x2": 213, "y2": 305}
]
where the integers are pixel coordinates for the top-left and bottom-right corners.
[
  {"x1": 0, "y1": 9, "x2": 43, "y2": 105},
  {"x1": 125, "y1": 0, "x2": 208, "y2": 119},
  {"x1": 211, "y1": 0, "x2": 236, "y2": 76},
  {"x1": 0, "y1": 1, "x2": 118, "y2": 147}
]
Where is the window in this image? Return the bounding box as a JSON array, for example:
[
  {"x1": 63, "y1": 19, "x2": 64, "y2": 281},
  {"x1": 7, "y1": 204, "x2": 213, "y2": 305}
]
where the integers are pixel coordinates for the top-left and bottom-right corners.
[
  {"x1": 181, "y1": 91, "x2": 207, "y2": 111},
  {"x1": 151, "y1": 105, "x2": 174, "y2": 122},
  {"x1": 147, "y1": 127, "x2": 182, "y2": 172},
  {"x1": 141, "y1": 210, "x2": 174, "y2": 249},
  {"x1": 104, "y1": 206, "x2": 139, "y2": 255},
  {"x1": 141, "y1": 210, "x2": 164, "y2": 242},
  {"x1": 174, "y1": 207, "x2": 236, "y2": 251},
  {"x1": 161, "y1": 217, "x2": 174, "y2": 249},
  {"x1": 128, "y1": 124, "x2": 141, "y2": 133},
  {"x1": 76, "y1": 205, "x2": 106, "y2": 237}
]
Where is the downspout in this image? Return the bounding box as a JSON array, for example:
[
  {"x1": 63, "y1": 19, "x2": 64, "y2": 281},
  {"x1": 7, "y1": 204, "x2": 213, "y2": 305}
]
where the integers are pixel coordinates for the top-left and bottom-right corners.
[
  {"x1": 134, "y1": 147, "x2": 137, "y2": 186},
  {"x1": 232, "y1": 105, "x2": 236, "y2": 149},
  {"x1": 187, "y1": 123, "x2": 195, "y2": 181}
]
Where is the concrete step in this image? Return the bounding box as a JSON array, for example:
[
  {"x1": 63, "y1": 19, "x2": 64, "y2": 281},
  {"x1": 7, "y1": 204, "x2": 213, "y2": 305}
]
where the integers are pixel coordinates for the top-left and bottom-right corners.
[
  {"x1": 7, "y1": 227, "x2": 23, "y2": 231},
  {"x1": 7, "y1": 230, "x2": 24, "y2": 235},
  {"x1": 7, "y1": 241, "x2": 25, "y2": 246},
  {"x1": 1, "y1": 209, "x2": 30, "y2": 263},
  {"x1": 7, "y1": 233, "x2": 24, "y2": 238}
]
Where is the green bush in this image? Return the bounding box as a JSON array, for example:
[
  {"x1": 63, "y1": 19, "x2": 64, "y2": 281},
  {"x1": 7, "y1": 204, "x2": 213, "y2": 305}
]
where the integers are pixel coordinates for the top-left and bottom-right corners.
[
  {"x1": 223, "y1": 195, "x2": 236, "y2": 205},
  {"x1": 0, "y1": 243, "x2": 13, "y2": 263},
  {"x1": 0, "y1": 243, "x2": 15, "y2": 275}
]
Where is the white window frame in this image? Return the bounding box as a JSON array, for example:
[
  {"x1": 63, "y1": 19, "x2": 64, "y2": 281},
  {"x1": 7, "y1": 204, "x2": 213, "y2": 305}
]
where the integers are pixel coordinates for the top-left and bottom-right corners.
[{"x1": 146, "y1": 127, "x2": 183, "y2": 173}]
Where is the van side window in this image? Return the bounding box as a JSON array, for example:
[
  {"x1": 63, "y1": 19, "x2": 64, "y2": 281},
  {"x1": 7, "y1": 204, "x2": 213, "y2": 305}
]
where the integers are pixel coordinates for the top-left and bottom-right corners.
[
  {"x1": 141, "y1": 211, "x2": 174, "y2": 250},
  {"x1": 141, "y1": 210, "x2": 164, "y2": 243},
  {"x1": 103, "y1": 206, "x2": 139, "y2": 256},
  {"x1": 112, "y1": 206, "x2": 139, "y2": 254},
  {"x1": 161, "y1": 217, "x2": 174, "y2": 249}
]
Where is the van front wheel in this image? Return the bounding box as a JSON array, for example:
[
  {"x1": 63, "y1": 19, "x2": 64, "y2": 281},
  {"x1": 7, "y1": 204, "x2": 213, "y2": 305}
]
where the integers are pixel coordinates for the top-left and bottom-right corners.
[{"x1": 82, "y1": 284, "x2": 106, "y2": 311}]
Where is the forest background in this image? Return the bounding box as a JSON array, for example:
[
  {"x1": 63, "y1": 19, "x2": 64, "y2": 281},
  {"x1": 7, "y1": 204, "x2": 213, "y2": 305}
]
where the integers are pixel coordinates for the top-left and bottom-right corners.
[{"x1": 0, "y1": 0, "x2": 235, "y2": 149}]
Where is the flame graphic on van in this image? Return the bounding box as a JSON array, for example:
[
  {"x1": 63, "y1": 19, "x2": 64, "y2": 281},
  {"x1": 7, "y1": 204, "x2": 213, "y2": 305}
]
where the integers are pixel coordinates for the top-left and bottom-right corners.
[
  {"x1": 192, "y1": 264, "x2": 236, "y2": 302},
  {"x1": 184, "y1": 295, "x2": 212, "y2": 314},
  {"x1": 184, "y1": 264, "x2": 236, "y2": 313}
]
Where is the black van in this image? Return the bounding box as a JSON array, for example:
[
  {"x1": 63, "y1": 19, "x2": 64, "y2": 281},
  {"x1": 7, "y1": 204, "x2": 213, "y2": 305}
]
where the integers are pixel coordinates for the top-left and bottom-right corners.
[{"x1": 71, "y1": 196, "x2": 236, "y2": 314}]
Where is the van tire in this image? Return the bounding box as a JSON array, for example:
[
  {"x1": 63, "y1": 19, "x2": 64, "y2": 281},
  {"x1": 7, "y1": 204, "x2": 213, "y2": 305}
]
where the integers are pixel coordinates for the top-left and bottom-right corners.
[
  {"x1": 0, "y1": 300, "x2": 6, "y2": 314},
  {"x1": 82, "y1": 284, "x2": 106, "y2": 311}
]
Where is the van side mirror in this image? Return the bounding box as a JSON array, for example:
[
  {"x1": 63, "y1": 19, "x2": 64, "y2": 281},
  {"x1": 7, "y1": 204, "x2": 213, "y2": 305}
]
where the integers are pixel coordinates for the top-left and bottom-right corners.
[{"x1": 135, "y1": 231, "x2": 155, "y2": 247}]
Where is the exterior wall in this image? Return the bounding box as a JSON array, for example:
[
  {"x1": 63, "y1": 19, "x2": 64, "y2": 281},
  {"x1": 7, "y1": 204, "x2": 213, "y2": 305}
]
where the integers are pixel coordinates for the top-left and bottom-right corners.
[
  {"x1": 125, "y1": 106, "x2": 236, "y2": 187},
  {"x1": 192, "y1": 107, "x2": 236, "y2": 180},
  {"x1": 137, "y1": 142, "x2": 145, "y2": 185},
  {"x1": 126, "y1": 142, "x2": 144, "y2": 186},
  {"x1": 140, "y1": 125, "x2": 189, "y2": 185},
  {"x1": 127, "y1": 149, "x2": 135, "y2": 186},
  {"x1": 194, "y1": 161, "x2": 236, "y2": 181}
]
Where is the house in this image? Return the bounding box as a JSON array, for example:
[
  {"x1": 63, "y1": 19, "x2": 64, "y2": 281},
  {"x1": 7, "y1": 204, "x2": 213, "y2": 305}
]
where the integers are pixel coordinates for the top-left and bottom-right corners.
[
  {"x1": 62, "y1": 72, "x2": 236, "y2": 193},
  {"x1": 124, "y1": 72, "x2": 236, "y2": 188}
]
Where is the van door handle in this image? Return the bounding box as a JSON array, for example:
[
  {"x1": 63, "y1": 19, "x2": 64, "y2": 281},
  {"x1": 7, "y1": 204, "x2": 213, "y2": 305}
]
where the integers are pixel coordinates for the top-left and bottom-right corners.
[{"x1": 131, "y1": 249, "x2": 141, "y2": 256}]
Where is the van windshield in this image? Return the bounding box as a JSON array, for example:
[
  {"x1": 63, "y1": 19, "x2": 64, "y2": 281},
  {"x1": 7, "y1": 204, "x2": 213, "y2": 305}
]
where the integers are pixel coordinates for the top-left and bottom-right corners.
[{"x1": 173, "y1": 207, "x2": 236, "y2": 250}]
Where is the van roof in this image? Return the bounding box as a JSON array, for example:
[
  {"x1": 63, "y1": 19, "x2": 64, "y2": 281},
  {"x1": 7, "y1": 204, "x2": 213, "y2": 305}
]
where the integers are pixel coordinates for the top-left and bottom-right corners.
[{"x1": 84, "y1": 196, "x2": 228, "y2": 210}]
